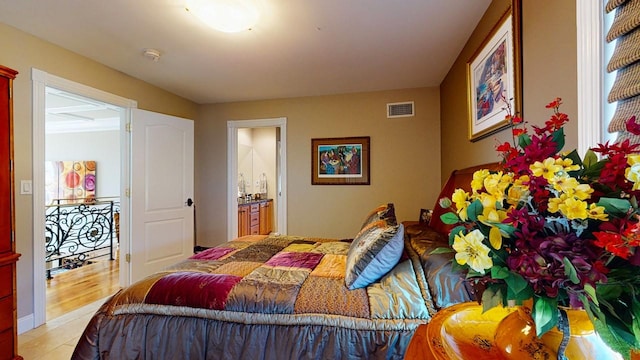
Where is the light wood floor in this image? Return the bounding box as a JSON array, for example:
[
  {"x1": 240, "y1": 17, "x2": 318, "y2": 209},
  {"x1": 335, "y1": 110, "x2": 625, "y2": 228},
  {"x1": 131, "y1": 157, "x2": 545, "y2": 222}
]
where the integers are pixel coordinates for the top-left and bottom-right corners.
[
  {"x1": 18, "y1": 258, "x2": 121, "y2": 359},
  {"x1": 46, "y1": 257, "x2": 120, "y2": 320}
]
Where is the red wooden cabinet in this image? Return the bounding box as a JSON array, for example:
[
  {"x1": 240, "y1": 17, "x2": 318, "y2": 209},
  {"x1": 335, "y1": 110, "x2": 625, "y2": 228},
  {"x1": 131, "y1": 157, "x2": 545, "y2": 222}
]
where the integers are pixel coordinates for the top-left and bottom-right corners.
[{"x1": 0, "y1": 65, "x2": 21, "y2": 360}]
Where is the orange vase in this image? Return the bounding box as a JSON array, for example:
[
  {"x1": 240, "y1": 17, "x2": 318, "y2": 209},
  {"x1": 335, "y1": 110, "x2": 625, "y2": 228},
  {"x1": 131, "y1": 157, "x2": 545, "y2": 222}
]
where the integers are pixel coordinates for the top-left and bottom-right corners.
[{"x1": 494, "y1": 306, "x2": 624, "y2": 359}]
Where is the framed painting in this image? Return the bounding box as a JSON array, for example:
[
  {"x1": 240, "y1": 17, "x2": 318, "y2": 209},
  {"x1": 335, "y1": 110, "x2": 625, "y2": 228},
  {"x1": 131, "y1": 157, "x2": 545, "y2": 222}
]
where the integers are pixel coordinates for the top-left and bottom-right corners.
[
  {"x1": 467, "y1": 0, "x2": 522, "y2": 141},
  {"x1": 311, "y1": 136, "x2": 370, "y2": 185},
  {"x1": 419, "y1": 208, "x2": 432, "y2": 224}
]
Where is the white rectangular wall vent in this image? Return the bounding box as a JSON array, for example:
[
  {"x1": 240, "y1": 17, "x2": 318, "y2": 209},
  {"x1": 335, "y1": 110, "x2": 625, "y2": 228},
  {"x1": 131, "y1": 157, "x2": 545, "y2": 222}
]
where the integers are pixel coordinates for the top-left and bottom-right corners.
[{"x1": 387, "y1": 101, "x2": 414, "y2": 118}]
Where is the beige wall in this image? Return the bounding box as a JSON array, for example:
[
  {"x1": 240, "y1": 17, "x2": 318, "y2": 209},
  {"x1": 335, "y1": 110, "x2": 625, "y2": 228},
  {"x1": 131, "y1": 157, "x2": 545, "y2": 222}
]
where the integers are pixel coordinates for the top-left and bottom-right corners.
[
  {"x1": 0, "y1": 22, "x2": 198, "y2": 319},
  {"x1": 2, "y1": 0, "x2": 581, "y2": 328},
  {"x1": 440, "y1": 0, "x2": 577, "y2": 181},
  {"x1": 195, "y1": 88, "x2": 441, "y2": 245}
]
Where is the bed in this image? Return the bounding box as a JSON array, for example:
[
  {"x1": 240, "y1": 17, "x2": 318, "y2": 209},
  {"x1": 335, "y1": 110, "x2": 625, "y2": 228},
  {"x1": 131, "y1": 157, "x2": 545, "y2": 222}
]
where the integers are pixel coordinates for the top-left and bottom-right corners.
[{"x1": 72, "y1": 169, "x2": 486, "y2": 359}]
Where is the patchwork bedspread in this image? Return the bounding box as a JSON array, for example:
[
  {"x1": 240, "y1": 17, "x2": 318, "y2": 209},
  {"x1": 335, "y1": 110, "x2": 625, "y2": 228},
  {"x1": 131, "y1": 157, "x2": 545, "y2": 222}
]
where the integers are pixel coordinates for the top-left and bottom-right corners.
[{"x1": 73, "y1": 235, "x2": 437, "y2": 359}]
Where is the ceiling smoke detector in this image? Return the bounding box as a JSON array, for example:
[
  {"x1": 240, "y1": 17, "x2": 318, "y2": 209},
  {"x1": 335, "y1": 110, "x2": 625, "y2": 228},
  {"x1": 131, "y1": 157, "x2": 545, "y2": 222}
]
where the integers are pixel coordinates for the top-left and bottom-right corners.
[{"x1": 143, "y1": 48, "x2": 161, "y2": 62}]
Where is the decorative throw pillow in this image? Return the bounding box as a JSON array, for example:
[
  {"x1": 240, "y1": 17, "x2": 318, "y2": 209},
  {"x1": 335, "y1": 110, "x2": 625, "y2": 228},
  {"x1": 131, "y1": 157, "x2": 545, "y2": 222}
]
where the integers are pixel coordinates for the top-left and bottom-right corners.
[
  {"x1": 344, "y1": 220, "x2": 404, "y2": 290},
  {"x1": 360, "y1": 203, "x2": 397, "y2": 229}
]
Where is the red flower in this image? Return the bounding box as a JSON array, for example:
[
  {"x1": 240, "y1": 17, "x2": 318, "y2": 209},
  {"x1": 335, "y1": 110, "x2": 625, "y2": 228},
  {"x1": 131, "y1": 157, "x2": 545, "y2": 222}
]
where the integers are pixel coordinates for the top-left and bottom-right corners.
[
  {"x1": 496, "y1": 142, "x2": 513, "y2": 152},
  {"x1": 593, "y1": 232, "x2": 631, "y2": 259},
  {"x1": 625, "y1": 116, "x2": 640, "y2": 135},
  {"x1": 545, "y1": 97, "x2": 562, "y2": 109},
  {"x1": 545, "y1": 112, "x2": 569, "y2": 132},
  {"x1": 593, "y1": 260, "x2": 610, "y2": 275},
  {"x1": 512, "y1": 128, "x2": 527, "y2": 136}
]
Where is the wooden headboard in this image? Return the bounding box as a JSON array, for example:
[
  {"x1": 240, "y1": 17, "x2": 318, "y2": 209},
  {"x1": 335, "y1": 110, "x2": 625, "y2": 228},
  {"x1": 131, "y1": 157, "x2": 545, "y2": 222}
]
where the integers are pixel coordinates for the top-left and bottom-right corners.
[{"x1": 428, "y1": 162, "x2": 501, "y2": 236}]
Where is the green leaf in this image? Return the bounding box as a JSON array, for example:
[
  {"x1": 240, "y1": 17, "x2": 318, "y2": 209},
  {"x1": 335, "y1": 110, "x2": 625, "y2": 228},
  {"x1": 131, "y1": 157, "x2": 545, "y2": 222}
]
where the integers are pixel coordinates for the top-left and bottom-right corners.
[
  {"x1": 564, "y1": 149, "x2": 582, "y2": 168},
  {"x1": 596, "y1": 283, "x2": 624, "y2": 299},
  {"x1": 563, "y1": 257, "x2": 580, "y2": 284},
  {"x1": 552, "y1": 127, "x2": 565, "y2": 153},
  {"x1": 491, "y1": 266, "x2": 511, "y2": 280},
  {"x1": 505, "y1": 273, "x2": 530, "y2": 297},
  {"x1": 582, "y1": 160, "x2": 607, "y2": 179},
  {"x1": 466, "y1": 200, "x2": 483, "y2": 222},
  {"x1": 631, "y1": 297, "x2": 640, "y2": 346},
  {"x1": 584, "y1": 283, "x2": 599, "y2": 306},
  {"x1": 492, "y1": 222, "x2": 516, "y2": 237},
  {"x1": 597, "y1": 198, "x2": 633, "y2": 216},
  {"x1": 518, "y1": 133, "x2": 532, "y2": 149},
  {"x1": 448, "y1": 225, "x2": 467, "y2": 245},
  {"x1": 533, "y1": 297, "x2": 558, "y2": 337},
  {"x1": 429, "y1": 247, "x2": 454, "y2": 255},
  {"x1": 583, "y1": 149, "x2": 598, "y2": 168},
  {"x1": 481, "y1": 285, "x2": 505, "y2": 310},
  {"x1": 466, "y1": 268, "x2": 486, "y2": 277},
  {"x1": 451, "y1": 260, "x2": 466, "y2": 273},
  {"x1": 440, "y1": 212, "x2": 460, "y2": 225}
]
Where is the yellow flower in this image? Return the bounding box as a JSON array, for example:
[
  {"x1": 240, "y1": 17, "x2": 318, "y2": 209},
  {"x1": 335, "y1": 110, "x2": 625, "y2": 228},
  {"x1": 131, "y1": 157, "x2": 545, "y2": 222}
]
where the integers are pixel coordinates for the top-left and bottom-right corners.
[
  {"x1": 555, "y1": 158, "x2": 580, "y2": 172},
  {"x1": 476, "y1": 203, "x2": 508, "y2": 250},
  {"x1": 507, "y1": 175, "x2": 530, "y2": 206},
  {"x1": 558, "y1": 197, "x2": 589, "y2": 220},
  {"x1": 571, "y1": 184, "x2": 594, "y2": 200},
  {"x1": 477, "y1": 192, "x2": 499, "y2": 211},
  {"x1": 489, "y1": 227, "x2": 503, "y2": 250},
  {"x1": 483, "y1": 172, "x2": 510, "y2": 202},
  {"x1": 451, "y1": 189, "x2": 470, "y2": 221},
  {"x1": 478, "y1": 206, "x2": 507, "y2": 224},
  {"x1": 587, "y1": 203, "x2": 608, "y2": 221},
  {"x1": 530, "y1": 158, "x2": 561, "y2": 181},
  {"x1": 452, "y1": 189, "x2": 470, "y2": 210},
  {"x1": 471, "y1": 169, "x2": 490, "y2": 192},
  {"x1": 626, "y1": 155, "x2": 640, "y2": 191},
  {"x1": 547, "y1": 195, "x2": 564, "y2": 213},
  {"x1": 452, "y1": 229, "x2": 493, "y2": 274},
  {"x1": 550, "y1": 175, "x2": 580, "y2": 194}
]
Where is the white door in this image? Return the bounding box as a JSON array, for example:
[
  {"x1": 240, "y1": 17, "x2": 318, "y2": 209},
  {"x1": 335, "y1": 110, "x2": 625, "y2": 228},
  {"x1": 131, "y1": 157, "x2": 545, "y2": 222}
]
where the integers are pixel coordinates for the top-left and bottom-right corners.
[{"x1": 130, "y1": 109, "x2": 194, "y2": 283}]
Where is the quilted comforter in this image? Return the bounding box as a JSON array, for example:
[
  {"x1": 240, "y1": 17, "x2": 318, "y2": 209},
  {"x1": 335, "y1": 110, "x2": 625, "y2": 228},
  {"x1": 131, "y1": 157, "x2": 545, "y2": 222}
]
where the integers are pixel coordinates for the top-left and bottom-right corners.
[{"x1": 72, "y1": 234, "x2": 437, "y2": 360}]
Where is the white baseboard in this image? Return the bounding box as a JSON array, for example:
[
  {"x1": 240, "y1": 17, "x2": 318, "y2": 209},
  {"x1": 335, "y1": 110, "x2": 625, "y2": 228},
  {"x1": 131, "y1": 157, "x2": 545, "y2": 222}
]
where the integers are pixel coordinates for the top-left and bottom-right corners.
[{"x1": 17, "y1": 313, "x2": 35, "y2": 334}]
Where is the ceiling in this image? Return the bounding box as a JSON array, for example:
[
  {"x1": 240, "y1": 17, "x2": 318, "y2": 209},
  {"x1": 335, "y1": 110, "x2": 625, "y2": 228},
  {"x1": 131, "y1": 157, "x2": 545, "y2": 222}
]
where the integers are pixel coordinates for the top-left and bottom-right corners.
[
  {"x1": 45, "y1": 88, "x2": 121, "y2": 134},
  {"x1": 0, "y1": 0, "x2": 491, "y2": 106}
]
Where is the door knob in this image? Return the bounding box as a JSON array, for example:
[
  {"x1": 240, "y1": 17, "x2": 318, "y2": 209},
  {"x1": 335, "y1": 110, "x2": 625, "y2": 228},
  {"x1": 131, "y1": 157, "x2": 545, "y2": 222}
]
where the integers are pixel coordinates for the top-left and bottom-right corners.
[{"x1": 186, "y1": 198, "x2": 194, "y2": 207}]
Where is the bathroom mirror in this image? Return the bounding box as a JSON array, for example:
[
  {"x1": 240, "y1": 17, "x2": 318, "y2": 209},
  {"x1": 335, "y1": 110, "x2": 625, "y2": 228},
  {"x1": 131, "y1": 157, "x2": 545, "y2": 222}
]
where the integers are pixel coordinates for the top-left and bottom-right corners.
[{"x1": 238, "y1": 144, "x2": 252, "y2": 196}]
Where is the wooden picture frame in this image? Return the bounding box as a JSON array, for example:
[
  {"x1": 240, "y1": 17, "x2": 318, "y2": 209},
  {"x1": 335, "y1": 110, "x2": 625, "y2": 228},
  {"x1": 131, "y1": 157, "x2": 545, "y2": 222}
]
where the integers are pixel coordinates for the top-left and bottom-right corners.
[
  {"x1": 467, "y1": 0, "x2": 522, "y2": 141},
  {"x1": 419, "y1": 209, "x2": 432, "y2": 224},
  {"x1": 311, "y1": 136, "x2": 370, "y2": 185}
]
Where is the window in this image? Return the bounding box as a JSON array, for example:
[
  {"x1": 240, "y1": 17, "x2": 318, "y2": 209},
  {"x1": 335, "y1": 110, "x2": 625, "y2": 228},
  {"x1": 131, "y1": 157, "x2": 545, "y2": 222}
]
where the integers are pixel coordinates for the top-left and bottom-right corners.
[
  {"x1": 603, "y1": 0, "x2": 640, "y2": 146},
  {"x1": 578, "y1": 1, "x2": 640, "y2": 151}
]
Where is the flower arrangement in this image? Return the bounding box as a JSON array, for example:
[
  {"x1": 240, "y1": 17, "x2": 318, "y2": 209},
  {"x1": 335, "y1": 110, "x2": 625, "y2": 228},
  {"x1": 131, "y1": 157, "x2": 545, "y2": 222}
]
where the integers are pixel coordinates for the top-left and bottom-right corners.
[{"x1": 437, "y1": 98, "x2": 640, "y2": 351}]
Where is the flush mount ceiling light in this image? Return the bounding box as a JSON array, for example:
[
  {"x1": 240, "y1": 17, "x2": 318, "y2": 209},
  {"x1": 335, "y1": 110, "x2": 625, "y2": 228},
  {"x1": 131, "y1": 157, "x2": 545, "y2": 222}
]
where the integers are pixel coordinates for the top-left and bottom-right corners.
[{"x1": 185, "y1": 0, "x2": 260, "y2": 33}]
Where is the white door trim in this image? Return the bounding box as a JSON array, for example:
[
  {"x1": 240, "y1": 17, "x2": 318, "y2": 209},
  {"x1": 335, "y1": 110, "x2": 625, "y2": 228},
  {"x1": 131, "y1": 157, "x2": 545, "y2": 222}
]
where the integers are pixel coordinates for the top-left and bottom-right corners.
[
  {"x1": 576, "y1": 0, "x2": 604, "y2": 155},
  {"x1": 30, "y1": 68, "x2": 137, "y2": 329},
  {"x1": 227, "y1": 118, "x2": 287, "y2": 240}
]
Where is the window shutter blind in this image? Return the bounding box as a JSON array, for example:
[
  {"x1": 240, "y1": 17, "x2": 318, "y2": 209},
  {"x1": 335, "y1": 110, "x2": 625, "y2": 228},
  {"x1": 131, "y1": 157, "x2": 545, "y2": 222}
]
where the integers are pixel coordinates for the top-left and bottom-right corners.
[{"x1": 606, "y1": 0, "x2": 640, "y2": 144}]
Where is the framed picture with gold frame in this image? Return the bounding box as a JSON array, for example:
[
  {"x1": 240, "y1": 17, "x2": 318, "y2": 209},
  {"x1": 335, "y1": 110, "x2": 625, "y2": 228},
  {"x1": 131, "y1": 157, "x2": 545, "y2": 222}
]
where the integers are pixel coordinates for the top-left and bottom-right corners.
[
  {"x1": 467, "y1": 0, "x2": 522, "y2": 141},
  {"x1": 311, "y1": 136, "x2": 370, "y2": 185}
]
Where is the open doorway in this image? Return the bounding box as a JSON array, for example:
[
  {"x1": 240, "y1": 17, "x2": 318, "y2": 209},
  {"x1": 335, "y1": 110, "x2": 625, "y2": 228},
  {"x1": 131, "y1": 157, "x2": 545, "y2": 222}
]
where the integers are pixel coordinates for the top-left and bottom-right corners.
[
  {"x1": 227, "y1": 118, "x2": 287, "y2": 240},
  {"x1": 31, "y1": 68, "x2": 137, "y2": 329},
  {"x1": 43, "y1": 87, "x2": 122, "y2": 320}
]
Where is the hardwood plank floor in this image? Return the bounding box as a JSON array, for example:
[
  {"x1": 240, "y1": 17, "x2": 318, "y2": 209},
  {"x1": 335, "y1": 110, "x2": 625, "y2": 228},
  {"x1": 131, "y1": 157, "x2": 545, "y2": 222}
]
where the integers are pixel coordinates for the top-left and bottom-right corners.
[
  {"x1": 18, "y1": 258, "x2": 121, "y2": 359},
  {"x1": 46, "y1": 257, "x2": 120, "y2": 320},
  {"x1": 18, "y1": 298, "x2": 105, "y2": 360}
]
